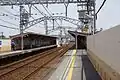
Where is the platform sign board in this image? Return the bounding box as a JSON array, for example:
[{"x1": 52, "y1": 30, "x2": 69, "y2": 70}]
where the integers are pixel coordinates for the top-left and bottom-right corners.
[
  {"x1": 0, "y1": 39, "x2": 11, "y2": 52},
  {"x1": 2, "y1": 40, "x2": 10, "y2": 46}
]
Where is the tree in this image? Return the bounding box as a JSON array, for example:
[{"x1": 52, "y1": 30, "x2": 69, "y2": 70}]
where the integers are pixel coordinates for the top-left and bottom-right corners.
[{"x1": 0, "y1": 32, "x2": 6, "y2": 39}]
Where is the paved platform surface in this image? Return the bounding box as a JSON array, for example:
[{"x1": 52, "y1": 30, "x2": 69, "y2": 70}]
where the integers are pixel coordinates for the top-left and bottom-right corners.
[
  {"x1": 49, "y1": 49, "x2": 101, "y2": 80},
  {"x1": 0, "y1": 45, "x2": 56, "y2": 59}
]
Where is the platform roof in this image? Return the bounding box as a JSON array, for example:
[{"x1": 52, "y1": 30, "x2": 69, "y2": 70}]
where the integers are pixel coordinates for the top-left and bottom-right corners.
[
  {"x1": 10, "y1": 32, "x2": 57, "y2": 39},
  {"x1": 68, "y1": 30, "x2": 91, "y2": 37}
]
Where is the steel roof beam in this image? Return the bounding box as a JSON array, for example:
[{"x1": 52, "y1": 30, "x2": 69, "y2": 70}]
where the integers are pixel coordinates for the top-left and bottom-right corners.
[
  {"x1": 0, "y1": 0, "x2": 95, "y2": 6},
  {"x1": 23, "y1": 16, "x2": 82, "y2": 31}
]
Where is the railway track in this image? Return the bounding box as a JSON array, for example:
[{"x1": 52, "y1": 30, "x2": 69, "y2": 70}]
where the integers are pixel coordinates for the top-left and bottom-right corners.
[
  {"x1": 0, "y1": 46, "x2": 60, "y2": 75},
  {"x1": 0, "y1": 44, "x2": 73, "y2": 80}
]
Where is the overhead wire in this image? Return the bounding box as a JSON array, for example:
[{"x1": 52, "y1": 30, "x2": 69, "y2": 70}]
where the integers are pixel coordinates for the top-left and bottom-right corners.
[
  {"x1": 0, "y1": 7, "x2": 19, "y2": 29},
  {"x1": 0, "y1": 24, "x2": 19, "y2": 30},
  {"x1": 0, "y1": 6, "x2": 19, "y2": 20},
  {"x1": 32, "y1": 5, "x2": 54, "y2": 27},
  {"x1": 41, "y1": 4, "x2": 61, "y2": 27},
  {"x1": 2, "y1": 8, "x2": 19, "y2": 17},
  {"x1": 31, "y1": 5, "x2": 45, "y2": 25},
  {"x1": 25, "y1": 6, "x2": 45, "y2": 26},
  {"x1": 0, "y1": 12, "x2": 19, "y2": 20},
  {"x1": 96, "y1": 0, "x2": 107, "y2": 15},
  {"x1": 23, "y1": 7, "x2": 44, "y2": 26},
  {"x1": 0, "y1": 6, "x2": 45, "y2": 33},
  {"x1": 21, "y1": 5, "x2": 45, "y2": 33},
  {"x1": 41, "y1": 4, "x2": 52, "y2": 16},
  {"x1": 0, "y1": 18, "x2": 19, "y2": 27},
  {"x1": 33, "y1": 5, "x2": 46, "y2": 16},
  {"x1": 1, "y1": 7, "x2": 20, "y2": 20},
  {"x1": 33, "y1": 5, "x2": 52, "y2": 23}
]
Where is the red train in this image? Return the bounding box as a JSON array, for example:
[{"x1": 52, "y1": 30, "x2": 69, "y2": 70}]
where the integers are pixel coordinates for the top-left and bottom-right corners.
[{"x1": 10, "y1": 32, "x2": 57, "y2": 50}]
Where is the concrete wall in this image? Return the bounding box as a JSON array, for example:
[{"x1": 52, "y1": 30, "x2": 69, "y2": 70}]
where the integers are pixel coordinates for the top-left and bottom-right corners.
[
  {"x1": 0, "y1": 39, "x2": 11, "y2": 53},
  {"x1": 87, "y1": 25, "x2": 120, "y2": 74}
]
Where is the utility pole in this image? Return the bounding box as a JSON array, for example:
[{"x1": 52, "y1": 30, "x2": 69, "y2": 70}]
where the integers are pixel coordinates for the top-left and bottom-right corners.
[
  {"x1": 64, "y1": 3, "x2": 69, "y2": 17},
  {"x1": 19, "y1": 5, "x2": 29, "y2": 50},
  {"x1": 52, "y1": 19, "x2": 55, "y2": 30},
  {"x1": 20, "y1": 6, "x2": 24, "y2": 34},
  {"x1": 75, "y1": 33, "x2": 78, "y2": 51},
  {"x1": 44, "y1": 17, "x2": 48, "y2": 35},
  {"x1": 93, "y1": 1, "x2": 96, "y2": 34},
  {"x1": 28, "y1": 4, "x2": 32, "y2": 17},
  {"x1": 59, "y1": 19, "x2": 63, "y2": 46},
  {"x1": 20, "y1": 5, "x2": 24, "y2": 50}
]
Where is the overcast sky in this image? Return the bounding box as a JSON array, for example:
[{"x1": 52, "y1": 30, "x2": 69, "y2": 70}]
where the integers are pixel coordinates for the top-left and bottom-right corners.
[{"x1": 0, "y1": 0, "x2": 120, "y2": 37}]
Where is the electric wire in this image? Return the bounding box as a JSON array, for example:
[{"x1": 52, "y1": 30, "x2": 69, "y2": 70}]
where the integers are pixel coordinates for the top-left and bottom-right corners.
[
  {"x1": 32, "y1": 5, "x2": 56, "y2": 29},
  {"x1": 0, "y1": 12, "x2": 19, "y2": 20},
  {"x1": 41, "y1": 4, "x2": 52, "y2": 17},
  {"x1": 33, "y1": 5, "x2": 46, "y2": 16},
  {"x1": 23, "y1": 7, "x2": 44, "y2": 26},
  {"x1": 0, "y1": 7, "x2": 19, "y2": 20},
  {"x1": 96, "y1": 0, "x2": 107, "y2": 15},
  {"x1": 0, "y1": 18, "x2": 19, "y2": 26},
  {"x1": 41, "y1": 4, "x2": 61, "y2": 27},
  {"x1": 0, "y1": 24, "x2": 19, "y2": 30},
  {"x1": 3, "y1": 8, "x2": 19, "y2": 17},
  {"x1": 2, "y1": 7, "x2": 19, "y2": 18}
]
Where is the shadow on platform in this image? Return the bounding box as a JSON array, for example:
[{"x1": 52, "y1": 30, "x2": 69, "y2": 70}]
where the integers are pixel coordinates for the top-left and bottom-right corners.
[{"x1": 81, "y1": 55, "x2": 102, "y2": 80}]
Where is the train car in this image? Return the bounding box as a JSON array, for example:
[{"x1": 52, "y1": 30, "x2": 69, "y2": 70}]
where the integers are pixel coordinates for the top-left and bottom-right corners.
[{"x1": 10, "y1": 32, "x2": 57, "y2": 50}]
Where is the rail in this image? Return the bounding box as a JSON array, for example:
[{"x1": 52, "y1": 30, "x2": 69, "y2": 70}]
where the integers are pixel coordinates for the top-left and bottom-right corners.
[{"x1": 0, "y1": 44, "x2": 73, "y2": 80}]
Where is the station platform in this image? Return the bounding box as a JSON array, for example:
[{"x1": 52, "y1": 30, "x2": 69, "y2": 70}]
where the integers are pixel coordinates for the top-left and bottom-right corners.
[
  {"x1": 48, "y1": 49, "x2": 101, "y2": 80},
  {"x1": 0, "y1": 45, "x2": 56, "y2": 59}
]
